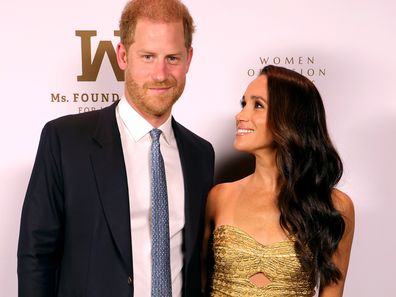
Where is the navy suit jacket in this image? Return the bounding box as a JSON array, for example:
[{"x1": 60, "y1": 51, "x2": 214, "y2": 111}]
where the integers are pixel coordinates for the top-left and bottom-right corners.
[{"x1": 17, "y1": 102, "x2": 215, "y2": 297}]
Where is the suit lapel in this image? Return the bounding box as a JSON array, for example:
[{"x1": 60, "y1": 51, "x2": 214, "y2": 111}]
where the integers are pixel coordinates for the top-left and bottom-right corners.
[
  {"x1": 90, "y1": 102, "x2": 132, "y2": 273},
  {"x1": 172, "y1": 120, "x2": 204, "y2": 264},
  {"x1": 88, "y1": 109, "x2": 206, "y2": 276}
]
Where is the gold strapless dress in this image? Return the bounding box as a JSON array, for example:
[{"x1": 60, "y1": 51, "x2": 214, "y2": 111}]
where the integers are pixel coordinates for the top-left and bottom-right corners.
[{"x1": 211, "y1": 225, "x2": 315, "y2": 297}]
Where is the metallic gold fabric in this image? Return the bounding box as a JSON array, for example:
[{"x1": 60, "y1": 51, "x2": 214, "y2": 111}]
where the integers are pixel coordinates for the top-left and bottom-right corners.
[{"x1": 211, "y1": 225, "x2": 315, "y2": 297}]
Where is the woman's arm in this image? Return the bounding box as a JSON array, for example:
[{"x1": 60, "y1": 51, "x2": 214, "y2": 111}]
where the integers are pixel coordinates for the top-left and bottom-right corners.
[
  {"x1": 201, "y1": 185, "x2": 223, "y2": 296},
  {"x1": 319, "y1": 189, "x2": 355, "y2": 297}
]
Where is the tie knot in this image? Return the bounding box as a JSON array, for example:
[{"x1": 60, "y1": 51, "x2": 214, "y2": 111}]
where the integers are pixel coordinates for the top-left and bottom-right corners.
[{"x1": 150, "y1": 129, "x2": 162, "y2": 143}]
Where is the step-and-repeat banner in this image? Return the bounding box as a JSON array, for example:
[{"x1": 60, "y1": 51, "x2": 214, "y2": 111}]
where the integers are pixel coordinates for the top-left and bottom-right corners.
[{"x1": 1, "y1": 0, "x2": 395, "y2": 295}]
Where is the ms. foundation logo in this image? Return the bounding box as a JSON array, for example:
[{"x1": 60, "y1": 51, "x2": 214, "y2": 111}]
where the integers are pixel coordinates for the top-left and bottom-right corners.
[
  {"x1": 76, "y1": 30, "x2": 124, "y2": 82},
  {"x1": 50, "y1": 30, "x2": 123, "y2": 113}
]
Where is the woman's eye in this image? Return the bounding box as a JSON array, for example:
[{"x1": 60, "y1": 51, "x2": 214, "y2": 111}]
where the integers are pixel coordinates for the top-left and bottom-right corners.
[
  {"x1": 255, "y1": 102, "x2": 263, "y2": 108},
  {"x1": 240, "y1": 100, "x2": 246, "y2": 108}
]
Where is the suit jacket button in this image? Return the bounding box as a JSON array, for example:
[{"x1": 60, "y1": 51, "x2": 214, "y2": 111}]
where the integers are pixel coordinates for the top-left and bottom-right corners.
[{"x1": 128, "y1": 276, "x2": 133, "y2": 285}]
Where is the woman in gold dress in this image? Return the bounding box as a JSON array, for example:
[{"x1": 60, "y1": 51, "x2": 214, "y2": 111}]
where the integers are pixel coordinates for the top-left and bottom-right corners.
[{"x1": 201, "y1": 65, "x2": 354, "y2": 297}]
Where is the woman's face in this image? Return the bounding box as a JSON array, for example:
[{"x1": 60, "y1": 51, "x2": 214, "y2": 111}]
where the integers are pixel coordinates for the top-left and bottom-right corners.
[{"x1": 234, "y1": 75, "x2": 274, "y2": 154}]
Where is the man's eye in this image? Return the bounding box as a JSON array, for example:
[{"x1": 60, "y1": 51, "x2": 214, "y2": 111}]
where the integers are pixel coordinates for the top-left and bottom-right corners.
[
  {"x1": 168, "y1": 56, "x2": 179, "y2": 64},
  {"x1": 142, "y1": 55, "x2": 153, "y2": 61}
]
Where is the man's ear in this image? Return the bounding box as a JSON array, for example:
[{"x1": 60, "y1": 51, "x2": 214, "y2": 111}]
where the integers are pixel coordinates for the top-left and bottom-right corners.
[
  {"x1": 185, "y1": 46, "x2": 193, "y2": 73},
  {"x1": 116, "y1": 42, "x2": 128, "y2": 70}
]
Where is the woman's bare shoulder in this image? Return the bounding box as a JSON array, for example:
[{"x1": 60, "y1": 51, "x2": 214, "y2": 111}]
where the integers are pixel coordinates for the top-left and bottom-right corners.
[
  {"x1": 207, "y1": 177, "x2": 247, "y2": 208},
  {"x1": 208, "y1": 182, "x2": 235, "y2": 202},
  {"x1": 332, "y1": 188, "x2": 355, "y2": 222},
  {"x1": 210, "y1": 176, "x2": 249, "y2": 198}
]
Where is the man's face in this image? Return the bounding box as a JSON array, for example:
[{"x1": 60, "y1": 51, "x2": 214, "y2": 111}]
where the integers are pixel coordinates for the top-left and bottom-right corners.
[{"x1": 117, "y1": 18, "x2": 193, "y2": 125}]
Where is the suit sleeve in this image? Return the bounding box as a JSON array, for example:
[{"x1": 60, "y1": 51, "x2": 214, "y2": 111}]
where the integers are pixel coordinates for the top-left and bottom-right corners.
[{"x1": 17, "y1": 122, "x2": 64, "y2": 297}]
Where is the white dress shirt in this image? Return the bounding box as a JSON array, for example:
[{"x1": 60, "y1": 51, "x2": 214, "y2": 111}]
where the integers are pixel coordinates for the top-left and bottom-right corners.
[{"x1": 116, "y1": 97, "x2": 185, "y2": 297}]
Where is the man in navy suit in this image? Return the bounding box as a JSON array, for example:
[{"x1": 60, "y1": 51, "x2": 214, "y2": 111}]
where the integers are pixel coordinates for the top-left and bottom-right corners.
[{"x1": 17, "y1": 0, "x2": 214, "y2": 296}]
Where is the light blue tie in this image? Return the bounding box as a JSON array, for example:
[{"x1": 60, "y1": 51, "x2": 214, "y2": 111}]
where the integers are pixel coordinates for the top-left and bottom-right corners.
[{"x1": 150, "y1": 129, "x2": 172, "y2": 297}]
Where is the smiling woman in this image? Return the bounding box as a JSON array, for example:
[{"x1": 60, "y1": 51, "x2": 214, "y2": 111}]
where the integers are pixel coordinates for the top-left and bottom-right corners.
[
  {"x1": 201, "y1": 65, "x2": 355, "y2": 297},
  {"x1": 234, "y1": 75, "x2": 273, "y2": 153}
]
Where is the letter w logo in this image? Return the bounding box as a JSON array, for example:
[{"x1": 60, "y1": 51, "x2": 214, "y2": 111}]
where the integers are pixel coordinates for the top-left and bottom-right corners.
[{"x1": 76, "y1": 30, "x2": 124, "y2": 81}]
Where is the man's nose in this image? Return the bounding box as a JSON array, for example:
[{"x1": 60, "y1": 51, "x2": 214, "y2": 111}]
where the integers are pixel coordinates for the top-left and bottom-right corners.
[{"x1": 152, "y1": 60, "x2": 168, "y2": 82}]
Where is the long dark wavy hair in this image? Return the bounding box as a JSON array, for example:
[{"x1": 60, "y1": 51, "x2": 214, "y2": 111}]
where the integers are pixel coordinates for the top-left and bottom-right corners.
[{"x1": 261, "y1": 65, "x2": 345, "y2": 287}]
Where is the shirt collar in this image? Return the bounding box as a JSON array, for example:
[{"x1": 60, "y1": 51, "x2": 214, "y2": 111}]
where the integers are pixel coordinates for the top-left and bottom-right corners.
[{"x1": 117, "y1": 97, "x2": 174, "y2": 144}]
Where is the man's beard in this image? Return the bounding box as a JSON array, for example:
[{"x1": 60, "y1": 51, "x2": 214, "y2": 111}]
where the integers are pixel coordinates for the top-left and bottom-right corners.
[{"x1": 125, "y1": 72, "x2": 186, "y2": 117}]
